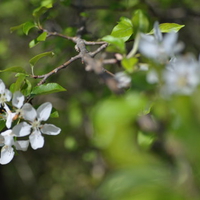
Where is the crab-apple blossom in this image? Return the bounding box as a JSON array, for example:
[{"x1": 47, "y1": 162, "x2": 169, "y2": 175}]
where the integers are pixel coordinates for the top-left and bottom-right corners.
[{"x1": 13, "y1": 102, "x2": 61, "y2": 150}]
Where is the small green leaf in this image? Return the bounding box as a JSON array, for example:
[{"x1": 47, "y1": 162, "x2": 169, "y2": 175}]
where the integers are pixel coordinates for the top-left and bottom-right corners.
[
  {"x1": 50, "y1": 108, "x2": 59, "y2": 118},
  {"x1": 31, "y1": 83, "x2": 66, "y2": 96},
  {"x1": 102, "y1": 35, "x2": 126, "y2": 54},
  {"x1": 10, "y1": 23, "x2": 24, "y2": 33},
  {"x1": 21, "y1": 79, "x2": 32, "y2": 96},
  {"x1": 37, "y1": 31, "x2": 48, "y2": 41},
  {"x1": 111, "y1": 17, "x2": 133, "y2": 42},
  {"x1": 23, "y1": 21, "x2": 36, "y2": 35},
  {"x1": 132, "y1": 9, "x2": 149, "y2": 33},
  {"x1": 10, "y1": 73, "x2": 27, "y2": 93},
  {"x1": 0, "y1": 66, "x2": 26, "y2": 73},
  {"x1": 33, "y1": 0, "x2": 53, "y2": 18},
  {"x1": 122, "y1": 57, "x2": 138, "y2": 73},
  {"x1": 29, "y1": 32, "x2": 48, "y2": 48},
  {"x1": 29, "y1": 39, "x2": 39, "y2": 48},
  {"x1": 148, "y1": 23, "x2": 185, "y2": 34},
  {"x1": 29, "y1": 51, "x2": 54, "y2": 67}
]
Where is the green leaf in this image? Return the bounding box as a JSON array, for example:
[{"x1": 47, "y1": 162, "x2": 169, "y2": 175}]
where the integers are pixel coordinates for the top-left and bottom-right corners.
[
  {"x1": 102, "y1": 35, "x2": 126, "y2": 54},
  {"x1": 122, "y1": 57, "x2": 138, "y2": 73},
  {"x1": 29, "y1": 39, "x2": 39, "y2": 48},
  {"x1": 10, "y1": 23, "x2": 24, "y2": 33},
  {"x1": 29, "y1": 32, "x2": 48, "y2": 48},
  {"x1": 21, "y1": 79, "x2": 32, "y2": 96},
  {"x1": 37, "y1": 31, "x2": 48, "y2": 41},
  {"x1": 0, "y1": 66, "x2": 26, "y2": 73},
  {"x1": 132, "y1": 9, "x2": 149, "y2": 33},
  {"x1": 50, "y1": 108, "x2": 59, "y2": 118},
  {"x1": 148, "y1": 23, "x2": 185, "y2": 34},
  {"x1": 9, "y1": 73, "x2": 27, "y2": 93},
  {"x1": 111, "y1": 17, "x2": 133, "y2": 42},
  {"x1": 33, "y1": 0, "x2": 53, "y2": 18},
  {"x1": 29, "y1": 51, "x2": 54, "y2": 67},
  {"x1": 31, "y1": 83, "x2": 66, "y2": 96},
  {"x1": 23, "y1": 21, "x2": 36, "y2": 35}
]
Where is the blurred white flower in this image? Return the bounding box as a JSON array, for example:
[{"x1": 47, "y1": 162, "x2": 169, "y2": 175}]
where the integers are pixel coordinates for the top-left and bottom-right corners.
[
  {"x1": 162, "y1": 55, "x2": 200, "y2": 95},
  {"x1": 146, "y1": 69, "x2": 159, "y2": 84},
  {"x1": 139, "y1": 22, "x2": 183, "y2": 62},
  {"x1": 115, "y1": 72, "x2": 131, "y2": 89},
  {"x1": 13, "y1": 102, "x2": 61, "y2": 150}
]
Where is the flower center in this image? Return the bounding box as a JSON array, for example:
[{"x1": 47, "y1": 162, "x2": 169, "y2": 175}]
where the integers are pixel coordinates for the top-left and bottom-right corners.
[
  {"x1": 0, "y1": 93, "x2": 7, "y2": 104},
  {"x1": 32, "y1": 120, "x2": 41, "y2": 129},
  {"x1": 176, "y1": 75, "x2": 188, "y2": 87}
]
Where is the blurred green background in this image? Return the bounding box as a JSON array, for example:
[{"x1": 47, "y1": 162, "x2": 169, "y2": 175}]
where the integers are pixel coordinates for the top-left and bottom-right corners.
[{"x1": 1, "y1": 0, "x2": 200, "y2": 200}]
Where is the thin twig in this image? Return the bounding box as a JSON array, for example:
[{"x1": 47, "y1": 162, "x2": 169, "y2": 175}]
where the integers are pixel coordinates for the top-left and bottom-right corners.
[{"x1": 33, "y1": 54, "x2": 81, "y2": 85}]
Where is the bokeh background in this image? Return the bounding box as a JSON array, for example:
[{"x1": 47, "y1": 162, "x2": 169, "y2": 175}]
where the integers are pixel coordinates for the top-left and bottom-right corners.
[{"x1": 1, "y1": 0, "x2": 200, "y2": 200}]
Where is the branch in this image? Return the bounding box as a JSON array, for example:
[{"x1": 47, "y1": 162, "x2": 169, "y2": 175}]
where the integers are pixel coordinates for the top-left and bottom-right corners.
[
  {"x1": 74, "y1": 37, "x2": 124, "y2": 94},
  {"x1": 32, "y1": 54, "x2": 81, "y2": 86},
  {"x1": 32, "y1": 27, "x2": 123, "y2": 94}
]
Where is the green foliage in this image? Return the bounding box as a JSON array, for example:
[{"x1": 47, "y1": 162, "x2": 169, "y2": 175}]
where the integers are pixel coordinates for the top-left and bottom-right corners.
[
  {"x1": 110, "y1": 17, "x2": 133, "y2": 42},
  {"x1": 121, "y1": 57, "x2": 138, "y2": 73},
  {"x1": 10, "y1": 21, "x2": 36, "y2": 35},
  {"x1": 10, "y1": 73, "x2": 29, "y2": 93},
  {"x1": 32, "y1": 0, "x2": 53, "y2": 19},
  {"x1": 31, "y1": 83, "x2": 66, "y2": 96},
  {"x1": 29, "y1": 51, "x2": 54, "y2": 73},
  {"x1": 92, "y1": 92, "x2": 147, "y2": 167},
  {"x1": 29, "y1": 32, "x2": 48, "y2": 48},
  {"x1": 102, "y1": 35, "x2": 126, "y2": 54},
  {"x1": 0, "y1": 66, "x2": 26, "y2": 73},
  {"x1": 132, "y1": 9, "x2": 149, "y2": 33},
  {"x1": 148, "y1": 23, "x2": 185, "y2": 34}
]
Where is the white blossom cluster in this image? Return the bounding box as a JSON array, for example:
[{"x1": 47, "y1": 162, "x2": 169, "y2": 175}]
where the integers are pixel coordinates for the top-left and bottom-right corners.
[
  {"x1": 139, "y1": 22, "x2": 200, "y2": 96},
  {"x1": 0, "y1": 79, "x2": 61, "y2": 164}
]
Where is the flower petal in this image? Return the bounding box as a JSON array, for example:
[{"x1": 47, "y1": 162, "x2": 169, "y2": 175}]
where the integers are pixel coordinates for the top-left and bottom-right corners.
[
  {"x1": 41, "y1": 124, "x2": 61, "y2": 135},
  {"x1": 1, "y1": 130, "x2": 14, "y2": 146},
  {"x1": 12, "y1": 91, "x2": 25, "y2": 108},
  {"x1": 163, "y1": 32, "x2": 178, "y2": 56},
  {"x1": 6, "y1": 112, "x2": 16, "y2": 129},
  {"x1": 22, "y1": 103, "x2": 37, "y2": 122},
  {"x1": 12, "y1": 122, "x2": 32, "y2": 137},
  {"x1": 0, "y1": 79, "x2": 5, "y2": 94},
  {"x1": 154, "y1": 21, "x2": 162, "y2": 42},
  {"x1": 37, "y1": 102, "x2": 52, "y2": 121},
  {"x1": 4, "y1": 89, "x2": 12, "y2": 102},
  {"x1": 14, "y1": 140, "x2": 29, "y2": 151},
  {"x1": 0, "y1": 146, "x2": 14, "y2": 165},
  {"x1": 29, "y1": 130, "x2": 44, "y2": 150}
]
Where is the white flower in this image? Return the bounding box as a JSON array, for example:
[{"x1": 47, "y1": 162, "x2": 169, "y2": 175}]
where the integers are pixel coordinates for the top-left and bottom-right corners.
[
  {"x1": 0, "y1": 129, "x2": 29, "y2": 165},
  {"x1": 3, "y1": 91, "x2": 25, "y2": 129},
  {"x1": 162, "y1": 55, "x2": 200, "y2": 95},
  {"x1": 0, "y1": 79, "x2": 12, "y2": 106},
  {"x1": 139, "y1": 22, "x2": 183, "y2": 62},
  {"x1": 13, "y1": 102, "x2": 61, "y2": 150},
  {"x1": 114, "y1": 72, "x2": 131, "y2": 89}
]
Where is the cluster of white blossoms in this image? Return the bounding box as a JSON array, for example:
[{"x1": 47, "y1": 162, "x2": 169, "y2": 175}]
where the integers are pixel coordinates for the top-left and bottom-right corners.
[
  {"x1": 0, "y1": 79, "x2": 61, "y2": 165},
  {"x1": 138, "y1": 22, "x2": 200, "y2": 96}
]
